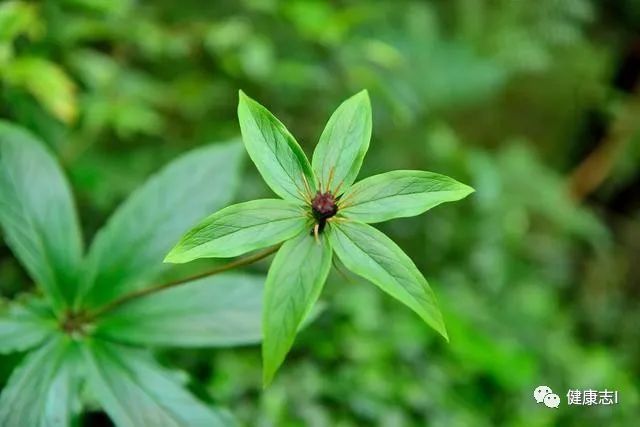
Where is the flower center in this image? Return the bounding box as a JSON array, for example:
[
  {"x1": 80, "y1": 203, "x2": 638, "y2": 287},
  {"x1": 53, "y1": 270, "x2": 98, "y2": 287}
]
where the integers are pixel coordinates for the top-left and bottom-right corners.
[
  {"x1": 312, "y1": 191, "x2": 337, "y2": 220},
  {"x1": 311, "y1": 191, "x2": 337, "y2": 234}
]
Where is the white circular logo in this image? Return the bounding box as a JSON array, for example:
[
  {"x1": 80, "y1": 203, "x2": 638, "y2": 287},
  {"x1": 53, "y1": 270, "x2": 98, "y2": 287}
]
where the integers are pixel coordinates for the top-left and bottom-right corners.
[
  {"x1": 543, "y1": 393, "x2": 561, "y2": 409},
  {"x1": 534, "y1": 385, "x2": 560, "y2": 408}
]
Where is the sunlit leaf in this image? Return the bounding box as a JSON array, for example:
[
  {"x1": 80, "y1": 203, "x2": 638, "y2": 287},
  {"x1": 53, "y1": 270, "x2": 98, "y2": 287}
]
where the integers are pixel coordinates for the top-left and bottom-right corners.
[
  {"x1": 330, "y1": 221, "x2": 447, "y2": 340},
  {"x1": 312, "y1": 90, "x2": 371, "y2": 193},
  {"x1": 94, "y1": 273, "x2": 264, "y2": 348},
  {"x1": 262, "y1": 232, "x2": 332, "y2": 386},
  {"x1": 0, "y1": 2, "x2": 41, "y2": 43},
  {"x1": 0, "y1": 123, "x2": 83, "y2": 309},
  {"x1": 3, "y1": 57, "x2": 77, "y2": 123},
  {"x1": 238, "y1": 91, "x2": 316, "y2": 202},
  {"x1": 340, "y1": 170, "x2": 474, "y2": 223},
  {"x1": 166, "y1": 199, "x2": 308, "y2": 263}
]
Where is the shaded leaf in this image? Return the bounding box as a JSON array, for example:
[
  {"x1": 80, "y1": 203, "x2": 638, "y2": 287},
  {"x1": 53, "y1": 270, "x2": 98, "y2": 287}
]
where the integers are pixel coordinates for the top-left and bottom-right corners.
[
  {"x1": 166, "y1": 199, "x2": 308, "y2": 263},
  {"x1": 262, "y1": 232, "x2": 332, "y2": 386},
  {"x1": 82, "y1": 340, "x2": 233, "y2": 427},
  {"x1": 0, "y1": 336, "x2": 81, "y2": 427},
  {"x1": 0, "y1": 122, "x2": 83, "y2": 309},
  {"x1": 238, "y1": 91, "x2": 316, "y2": 202},
  {"x1": 0, "y1": 297, "x2": 56, "y2": 354},
  {"x1": 340, "y1": 170, "x2": 474, "y2": 223},
  {"x1": 330, "y1": 221, "x2": 447, "y2": 340},
  {"x1": 82, "y1": 142, "x2": 243, "y2": 308},
  {"x1": 94, "y1": 273, "x2": 264, "y2": 348},
  {"x1": 312, "y1": 90, "x2": 371, "y2": 193}
]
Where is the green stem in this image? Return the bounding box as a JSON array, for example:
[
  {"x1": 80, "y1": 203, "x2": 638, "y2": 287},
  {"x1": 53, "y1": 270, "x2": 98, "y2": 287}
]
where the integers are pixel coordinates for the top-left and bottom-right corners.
[{"x1": 82, "y1": 245, "x2": 280, "y2": 323}]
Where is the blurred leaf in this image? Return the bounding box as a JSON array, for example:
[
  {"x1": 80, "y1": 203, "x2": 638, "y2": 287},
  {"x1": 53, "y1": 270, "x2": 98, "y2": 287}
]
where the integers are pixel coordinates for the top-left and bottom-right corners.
[
  {"x1": 330, "y1": 221, "x2": 447, "y2": 340},
  {"x1": 0, "y1": 1, "x2": 41, "y2": 42},
  {"x1": 70, "y1": 50, "x2": 166, "y2": 137},
  {"x1": 0, "y1": 296, "x2": 56, "y2": 354},
  {"x1": 82, "y1": 340, "x2": 233, "y2": 427},
  {"x1": 238, "y1": 91, "x2": 317, "y2": 201},
  {"x1": 0, "y1": 123, "x2": 83, "y2": 309},
  {"x1": 493, "y1": 143, "x2": 607, "y2": 242},
  {"x1": 312, "y1": 90, "x2": 371, "y2": 193},
  {"x1": 82, "y1": 141, "x2": 244, "y2": 308},
  {"x1": 340, "y1": 170, "x2": 474, "y2": 223},
  {"x1": 283, "y1": 0, "x2": 346, "y2": 45},
  {"x1": 61, "y1": 0, "x2": 133, "y2": 16},
  {"x1": 239, "y1": 36, "x2": 275, "y2": 80},
  {"x1": 0, "y1": 336, "x2": 81, "y2": 426},
  {"x1": 166, "y1": 199, "x2": 308, "y2": 263},
  {"x1": 204, "y1": 18, "x2": 251, "y2": 53},
  {"x1": 262, "y1": 232, "x2": 332, "y2": 386},
  {"x1": 94, "y1": 273, "x2": 264, "y2": 348},
  {"x1": 2, "y1": 58, "x2": 77, "y2": 123}
]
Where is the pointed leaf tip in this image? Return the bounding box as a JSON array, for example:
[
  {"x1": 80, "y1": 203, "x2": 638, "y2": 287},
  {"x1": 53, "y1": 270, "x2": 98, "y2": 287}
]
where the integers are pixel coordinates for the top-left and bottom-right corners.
[
  {"x1": 262, "y1": 233, "x2": 332, "y2": 387},
  {"x1": 357, "y1": 88, "x2": 370, "y2": 99},
  {"x1": 340, "y1": 171, "x2": 475, "y2": 224},
  {"x1": 237, "y1": 93, "x2": 316, "y2": 201},
  {"x1": 329, "y1": 222, "x2": 448, "y2": 338},
  {"x1": 162, "y1": 252, "x2": 177, "y2": 264},
  {"x1": 311, "y1": 90, "x2": 372, "y2": 194},
  {"x1": 164, "y1": 199, "x2": 308, "y2": 263}
]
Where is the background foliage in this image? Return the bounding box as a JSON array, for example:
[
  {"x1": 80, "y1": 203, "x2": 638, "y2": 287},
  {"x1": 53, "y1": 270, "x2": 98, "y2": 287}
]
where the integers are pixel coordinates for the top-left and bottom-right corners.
[{"x1": 1, "y1": 0, "x2": 639, "y2": 425}]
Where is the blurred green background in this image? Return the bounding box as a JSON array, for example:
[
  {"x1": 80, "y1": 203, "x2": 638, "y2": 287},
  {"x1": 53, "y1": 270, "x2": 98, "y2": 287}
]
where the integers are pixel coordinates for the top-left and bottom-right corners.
[{"x1": 1, "y1": 0, "x2": 639, "y2": 425}]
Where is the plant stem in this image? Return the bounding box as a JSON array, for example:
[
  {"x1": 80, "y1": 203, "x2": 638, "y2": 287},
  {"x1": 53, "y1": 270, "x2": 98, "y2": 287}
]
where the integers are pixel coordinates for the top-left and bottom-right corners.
[
  {"x1": 83, "y1": 245, "x2": 280, "y2": 322},
  {"x1": 568, "y1": 85, "x2": 640, "y2": 201}
]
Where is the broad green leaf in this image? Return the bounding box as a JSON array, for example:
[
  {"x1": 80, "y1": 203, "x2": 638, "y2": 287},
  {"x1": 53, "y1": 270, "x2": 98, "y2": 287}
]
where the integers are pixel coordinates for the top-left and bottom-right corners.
[
  {"x1": 238, "y1": 91, "x2": 316, "y2": 202},
  {"x1": 165, "y1": 199, "x2": 308, "y2": 263},
  {"x1": 312, "y1": 90, "x2": 371, "y2": 194},
  {"x1": 3, "y1": 57, "x2": 77, "y2": 123},
  {"x1": 82, "y1": 340, "x2": 233, "y2": 427},
  {"x1": 339, "y1": 170, "x2": 474, "y2": 223},
  {"x1": 94, "y1": 273, "x2": 264, "y2": 347},
  {"x1": 262, "y1": 232, "x2": 332, "y2": 386},
  {"x1": 81, "y1": 142, "x2": 243, "y2": 309},
  {"x1": 0, "y1": 297, "x2": 56, "y2": 354},
  {"x1": 0, "y1": 122, "x2": 83, "y2": 309},
  {"x1": 0, "y1": 2, "x2": 40, "y2": 42},
  {"x1": 330, "y1": 221, "x2": 448, "y2": 340},
  {"x1": 0, "y1": 336, "x2": 81, "y2": 427}
]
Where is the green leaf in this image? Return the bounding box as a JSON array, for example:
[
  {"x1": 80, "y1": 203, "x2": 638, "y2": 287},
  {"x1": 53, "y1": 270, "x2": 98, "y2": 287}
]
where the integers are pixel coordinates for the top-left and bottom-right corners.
[
  {"x1": 237, "y1": 91, "x2": 316, "y2": 202},
  {"x1": 312, "y1": 90, "x2": 371, "y2": 194},
  {"x1": 339, "y1": 170, "x2": 474, "y2": 223},
  {"x1": 3, "y1": 57, "x2": 77, "y2": 123},
  {"x1": 330, "y1": 221, "x2": 448, "y2": 340},
  {"x1": 81, "y1": 142, "x2": 243, "y2": 309},
  {"x1": 0, "y1": 2, "x2": 40, "y2": 42},
  {"x1": 0, "y1": 336, "x2": 81, "y2": 427},
  {"x1": 262, "y1": 232, "x2": 332, "y2": 386},
  {"x1": 166, "y1": 199, "x2": 308, "y2": 263},
  {"x1": 82, "y1": 340, "x2": 233, "y2": 427},
  {"x1": 0, "y1": 297, "x2": 56, "y2": 354},
  {"x1": 0, "y1": 122, "x2": 83, "y2": 309},
  {"x1": 94, "y1": 273, "x2": 264, "y2": 348}
]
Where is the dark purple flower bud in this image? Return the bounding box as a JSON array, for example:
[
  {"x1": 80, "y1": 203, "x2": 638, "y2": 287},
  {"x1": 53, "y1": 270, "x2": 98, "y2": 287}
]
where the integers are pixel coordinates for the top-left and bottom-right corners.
[
  {"x1": 311, "y1": 191, "x2": 338, "y2": 220},
  {"x1": 311, "y1": 191, "x2": 338, "y2": 235}
]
